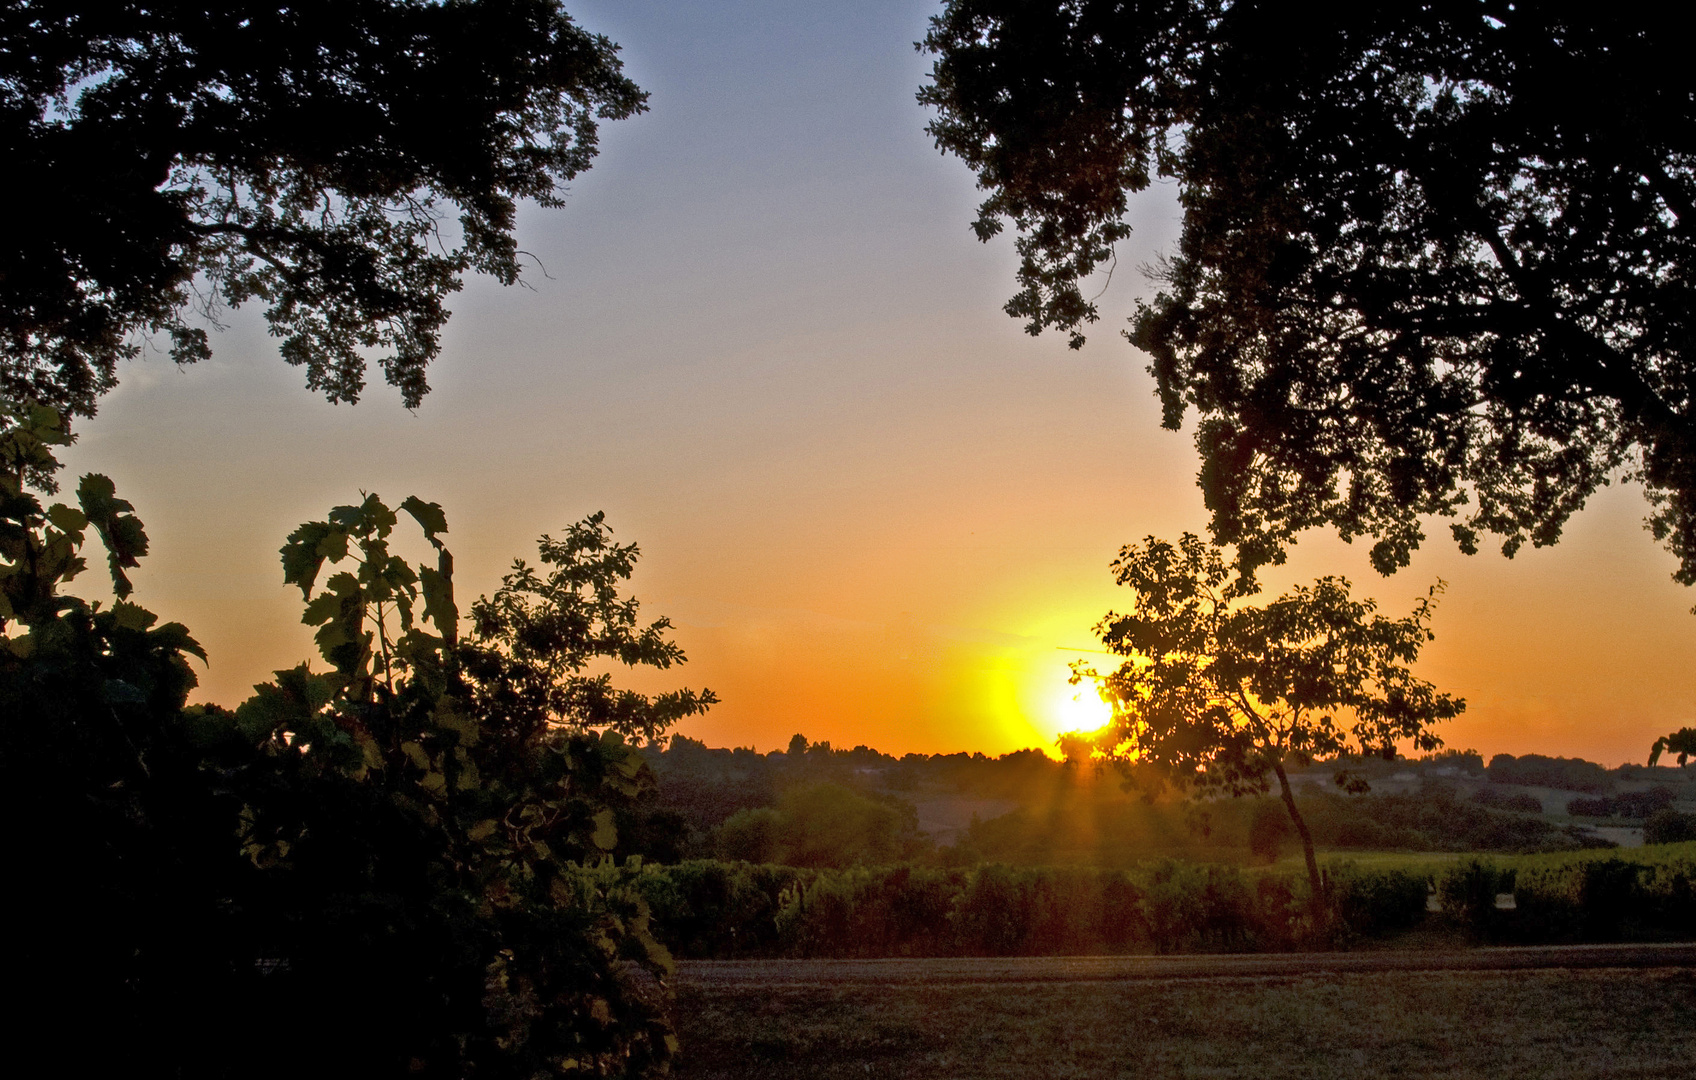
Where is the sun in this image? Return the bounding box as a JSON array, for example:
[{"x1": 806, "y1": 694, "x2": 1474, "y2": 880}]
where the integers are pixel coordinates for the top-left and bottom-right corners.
[{"x1": 1052, "y1": 682, "x2": 1113, "y2": 736}]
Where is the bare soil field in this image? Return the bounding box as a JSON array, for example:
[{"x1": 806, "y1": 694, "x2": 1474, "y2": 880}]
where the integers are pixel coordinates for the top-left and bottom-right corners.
[{"x1": 673, "y1": 946, "x2": 1696, "y2": 1079}]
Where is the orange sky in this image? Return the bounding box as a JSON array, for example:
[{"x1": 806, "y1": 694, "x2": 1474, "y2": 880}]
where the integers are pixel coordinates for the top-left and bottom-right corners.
[{"x1": 57, "y1": 0, "x2": 1694, "y2": 767}]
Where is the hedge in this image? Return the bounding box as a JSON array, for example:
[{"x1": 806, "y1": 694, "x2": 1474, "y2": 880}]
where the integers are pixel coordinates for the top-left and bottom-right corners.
[{"x1": 636, "y1": 843, "x2": 1696, "y2": 958}]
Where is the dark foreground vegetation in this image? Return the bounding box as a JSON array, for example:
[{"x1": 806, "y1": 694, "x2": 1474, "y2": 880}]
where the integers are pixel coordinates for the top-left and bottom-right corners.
[
  {"x1": 672, "y1": 965, "x2": 1696, "y2": 1079},
  {"x1": 633, "y1": 844, "x2": 1696, "y2": 960},
  {"x1": 2, "y1": 406, "x2": 705, "y2": 1076}
]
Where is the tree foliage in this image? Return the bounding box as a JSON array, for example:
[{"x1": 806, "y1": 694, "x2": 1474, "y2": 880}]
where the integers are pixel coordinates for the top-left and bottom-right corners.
[
  {"x1": 2, "y1": 0, "x2": 646, "y2": 415},
  {"x1": 920, "y1": 2, "x2": 1696, "y2": 586},
  {"x1": 1649, "y1": 727, "x2": 1696, "y2": 767},
  {"x1": 207, "y1": 494, "x2": 709, "y2": 1075},
  {"x1": 0, "y1": 400, "x2": 710, "y2": 1077},
  {"x1": 1079, "y1": 533, "x2": 1463, "y2": 899}
]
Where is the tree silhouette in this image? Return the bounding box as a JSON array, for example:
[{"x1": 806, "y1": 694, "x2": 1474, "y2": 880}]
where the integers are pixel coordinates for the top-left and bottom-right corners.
[
  {"x1": 921, "y1": 2, "x2": 1696, "y2": 588},
  {"x1": 1080, "y1": 534, "x2": 1462, "y2": 905},
  {"x1": 1649, "y1": 727, "x2": 1696, "y2": 767},
  {"x1": 3, "y1": 0, "x2": 646, "y2": 415}
]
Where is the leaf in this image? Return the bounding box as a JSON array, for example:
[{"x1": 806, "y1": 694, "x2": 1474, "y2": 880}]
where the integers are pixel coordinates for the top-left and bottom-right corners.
[
  {"x1": 590, "y1": 809, "x2": 617, "y2": 851},
  {"x1": 280, "y1": 522, "x2": 335, "y2": 597},
  {"x1": 451, "y1": 752, "x2": 481, "y2": 792},
  {"x1": 301, "y1": 591, "x2": 345, "y2": 628},
  {"x1": 108, "y1": 600, "x2": 157, "y2": 632},
  {"x1": 77, "y1": 473, "x2": 148, "y2": 597},
  {"x1": 401, "y1": 741, "x2": 432, "y2": 771},
  {"x1": 419, "y1": 565, "x2": 458, "y2": 639},
  {"x1": 400, "y1": 496, "x2": 449, "y2": 548},
  {"x1": 275, "y1": 662, "x2": 339, "y2": 713},
  {"x1": 337, "y1": 492, "x2": 397, "y2": 538},
  {"x1": 176, "y1": 705, "x2": 241, "y2": 748},
  {"x1": 46, "y1": 502, "x2": 86, "y2": 536},
  {"x1": 431, "y1": 702, "x2": 481, "y2": 747}
]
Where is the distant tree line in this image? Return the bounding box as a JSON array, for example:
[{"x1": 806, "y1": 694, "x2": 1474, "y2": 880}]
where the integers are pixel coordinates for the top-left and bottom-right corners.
[
  {"x1": 1487, "y1": 753, "x2": 1617, "y2": 793},
  {"x1": 621, "y1": 735, "x2": 1667, "y2": 870}
]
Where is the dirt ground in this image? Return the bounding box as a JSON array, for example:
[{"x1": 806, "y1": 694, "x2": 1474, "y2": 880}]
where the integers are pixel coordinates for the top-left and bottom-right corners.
[{"x1": 672, "y1": 947, "x2": 1696, "y2": 1079}]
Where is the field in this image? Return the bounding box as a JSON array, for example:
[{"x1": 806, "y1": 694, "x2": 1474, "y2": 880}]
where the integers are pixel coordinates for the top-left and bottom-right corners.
[{"x1": 672, "y1": 947, "x2": 1696, "y2": 1079}]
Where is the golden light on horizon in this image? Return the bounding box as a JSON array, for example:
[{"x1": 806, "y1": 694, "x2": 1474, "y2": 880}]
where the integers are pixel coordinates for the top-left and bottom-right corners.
[
  {"x1": 1053, "y1": 681, "x2": 1113, "y2": 738},
  {"x1": 990, "y1": 659, "x2": 1116, "y2": 756}
]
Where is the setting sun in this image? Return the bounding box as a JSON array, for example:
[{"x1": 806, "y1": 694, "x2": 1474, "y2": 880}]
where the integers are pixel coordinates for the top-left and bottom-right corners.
[{"x1": 1050, "y1": 679, "x2": 1113, "y2": 738}]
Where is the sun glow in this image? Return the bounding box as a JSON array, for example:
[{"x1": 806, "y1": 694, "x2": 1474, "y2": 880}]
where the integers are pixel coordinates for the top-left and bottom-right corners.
[{"x1": 1052, "y1": 682, "x2": 1113, "y2": 737}]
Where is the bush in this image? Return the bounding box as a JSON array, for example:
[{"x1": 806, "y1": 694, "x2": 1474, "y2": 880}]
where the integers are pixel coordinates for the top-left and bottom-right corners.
[
  {"x1": 1436, "y1": 858, "x2": 1515, "y2": 937},
  {"x1": 1325, "y1": 864, "x2": 1429, "y2": 939},
  {"x1": 1645, "y1": 808, "x2": 1696, "y2": 845},
  {"x1": 1472, "y1": 788, "x2": 1543, "y2": 813},
  {"x1": 1568, "y1": 789, "x2": 1675, "y2": 819},
  {"x1": 1567, "y1": 796, "x2": 1615, "y2": 817},
  {"x1": 716, "y1": 807, "x2": 783, "y2": 863},
  {"x1": 1616, "y1": 788, "x2": 1678, "y2": 818},
  {"x1": 1514, "y1": 858, "x2": 1643, "y2": 942},
  {"x1": 776, "y1": 865, "x2": 965, "y2": 957},
  {"x1": 637, "y1": 859, "x2": 807, "y2": 958}
]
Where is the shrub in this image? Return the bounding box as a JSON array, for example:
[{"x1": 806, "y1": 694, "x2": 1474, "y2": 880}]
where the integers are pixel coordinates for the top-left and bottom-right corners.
[
  {"x1": 1514, "y1": 857, "x2": 1643, "y2": 942},
  {"x1": 1645, "y1": 808, "x2": 1696, "y2": 846},
  {"x1": 1639, "y1": 854, "x2": 1696, "y2": 930},
  {"x1": 951, "y1": 863, "x2": 1039, "y2": 955},
  {"x1": 776, "y1": 865, "x2": 964, "y2": 957},
  {"x1": 1567, "y1": 796, "x2": 1615, "y2": 817},
  {"x1": 1568, "y1": 789, "x2": 1675, "y2": 819},
  {"x1": 1325, "y1": 864, "x2": 1429, "y2": 940},
  {"x1": 1138, "y1": 860, "x2": 1259, "y2": 953},
  {"x1": 1471, "y1": 788, "x2": 1543, "y2": 813},
  {"x1": 1436, "y1": 858, "x2": 1515, "y2": 937},
  {"x1": 1615, "y1": 787, "x2": 1677, "y2": 819},
  {"x1": 638, "y1": 859, "x2": 806, "y2": 958},
  {"x1": 634, "y1": 846, "x2": 1696, "y2": 959},
  {"x1": 716, "y1": 807, "x2": 782, "y2": 863}
]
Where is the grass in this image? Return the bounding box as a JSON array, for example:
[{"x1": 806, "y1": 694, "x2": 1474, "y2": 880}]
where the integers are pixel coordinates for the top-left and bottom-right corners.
[{"x1": 674, "y1": 965, "x2": 1696, "y2": 1078}]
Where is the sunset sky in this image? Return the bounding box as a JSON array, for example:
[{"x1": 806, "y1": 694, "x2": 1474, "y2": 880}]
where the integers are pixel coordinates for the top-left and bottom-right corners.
[{"x1": 61, "y1": 0, "x2": 1694, "y2": 766}]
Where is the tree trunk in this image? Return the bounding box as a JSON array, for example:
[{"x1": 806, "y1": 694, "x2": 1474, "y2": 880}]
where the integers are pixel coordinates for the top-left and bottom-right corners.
[{"x1": 1272, "y1": 760, "x2": 1323, "y2": 915}]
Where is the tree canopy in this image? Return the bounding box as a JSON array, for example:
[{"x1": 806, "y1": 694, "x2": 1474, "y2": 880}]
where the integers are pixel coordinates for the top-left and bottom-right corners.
[
  {"x1": 920, "y1": 2, "x2": 1696, "y2": 587},
  {"x1": 1081, "y1": 533, "x2": 1463, "y2": 900},
  {"x1": 2, "y1": 0, "x2": 645, "y2": 415}
]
